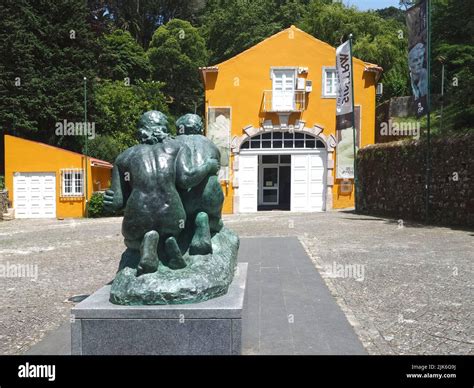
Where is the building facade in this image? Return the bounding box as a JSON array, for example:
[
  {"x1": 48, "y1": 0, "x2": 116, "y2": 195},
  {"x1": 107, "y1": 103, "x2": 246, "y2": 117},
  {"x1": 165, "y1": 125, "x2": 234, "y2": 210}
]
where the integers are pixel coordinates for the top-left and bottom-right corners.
[
  {"x1": 4, "y1": 135, "x2": 112, "y2": 219},
  {"x1": 201, "y1": 26, "x2": 381, "y2": 214}
]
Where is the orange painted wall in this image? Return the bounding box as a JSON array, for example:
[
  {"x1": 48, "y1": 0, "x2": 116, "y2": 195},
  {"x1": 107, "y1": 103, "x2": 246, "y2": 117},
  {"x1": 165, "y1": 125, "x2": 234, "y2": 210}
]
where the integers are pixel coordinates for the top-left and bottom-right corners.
[
  {"x1": 4, "y1": 135, "x2": 111, "y2": 218},
  {"x1": 203, "y1": 26, "x2": 378, "y2": 212}
]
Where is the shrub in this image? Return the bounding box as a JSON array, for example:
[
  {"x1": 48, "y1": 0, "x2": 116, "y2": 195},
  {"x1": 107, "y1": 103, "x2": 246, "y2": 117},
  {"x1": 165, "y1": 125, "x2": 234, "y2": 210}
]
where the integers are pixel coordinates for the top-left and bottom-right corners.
[{"x1": 87, "y1": 192, "x2": 106, "y2": 218}]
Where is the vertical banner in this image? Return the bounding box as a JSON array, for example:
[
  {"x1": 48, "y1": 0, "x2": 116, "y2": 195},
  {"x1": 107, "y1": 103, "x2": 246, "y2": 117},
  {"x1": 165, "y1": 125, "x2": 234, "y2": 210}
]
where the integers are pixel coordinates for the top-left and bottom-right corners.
[
  {"x1": 406, "y1": 0, "x2": 428, "y2": 117},
  {"x1": 207, "y1": 107, "x2": 231, "y2": 181},
  {"x1": 336, "y1": 40, "x2": 355, "y2": 179}
]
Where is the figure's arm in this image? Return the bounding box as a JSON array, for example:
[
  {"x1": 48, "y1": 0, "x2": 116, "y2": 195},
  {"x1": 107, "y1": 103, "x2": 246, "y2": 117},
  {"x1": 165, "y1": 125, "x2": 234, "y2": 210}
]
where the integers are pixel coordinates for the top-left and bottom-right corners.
[
  {"x1": 175, "y1": 144, "x2": 219, "y2": 190},
  {"x1": 104, "y1": 163, "x2": 127, "y2": 212}
]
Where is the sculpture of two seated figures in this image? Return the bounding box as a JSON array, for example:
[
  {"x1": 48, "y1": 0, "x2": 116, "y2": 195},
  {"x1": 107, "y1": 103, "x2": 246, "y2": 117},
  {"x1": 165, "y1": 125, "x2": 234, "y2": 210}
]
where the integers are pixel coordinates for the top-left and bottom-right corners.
[{"x1": 104, "y1": 111, "x2": 239, "y2": 305}]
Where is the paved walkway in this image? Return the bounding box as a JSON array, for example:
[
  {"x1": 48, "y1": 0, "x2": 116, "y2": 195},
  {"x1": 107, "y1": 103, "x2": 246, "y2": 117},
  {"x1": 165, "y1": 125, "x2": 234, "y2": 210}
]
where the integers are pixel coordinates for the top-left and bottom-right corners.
[
  {"x1": 26, "y1": 236, "x2": 365, "y2": 355},
  {"x1": 240, "y1": 237, "x2": 365, "y2": 354}
]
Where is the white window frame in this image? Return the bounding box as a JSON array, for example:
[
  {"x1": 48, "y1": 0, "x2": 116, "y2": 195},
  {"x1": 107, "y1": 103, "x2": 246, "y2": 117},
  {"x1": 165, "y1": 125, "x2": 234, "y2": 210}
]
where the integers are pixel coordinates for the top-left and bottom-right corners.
[
  {"x1": 61, "y1": 169, "x2": 84, "y2": 197},
  {"x1": 270, "y1": 67, "x2": 297, "y2": 111},
  {"x1": 322, "y1": 66, "x2": 338, "y2": 98},
  {"x1": 240, "y1": 132, "x2": 326, "y2": 150}
]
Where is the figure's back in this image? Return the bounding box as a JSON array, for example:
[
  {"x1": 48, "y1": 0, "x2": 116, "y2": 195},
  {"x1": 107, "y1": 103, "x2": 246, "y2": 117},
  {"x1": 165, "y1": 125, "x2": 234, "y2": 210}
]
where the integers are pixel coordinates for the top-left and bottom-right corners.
[{"x1": 175, "y1": 134, "x2": 220, "y2": 166}]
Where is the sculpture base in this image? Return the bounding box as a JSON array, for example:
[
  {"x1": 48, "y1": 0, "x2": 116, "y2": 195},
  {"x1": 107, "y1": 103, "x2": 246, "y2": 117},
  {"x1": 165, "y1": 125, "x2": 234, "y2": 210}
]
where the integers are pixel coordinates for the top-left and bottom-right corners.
[
  {"x1": 71, "y1": 263, "x2": 247, "y2": 355},
  {"x1": 110, "y1": 227, "x2": 239, "y2": 305}
]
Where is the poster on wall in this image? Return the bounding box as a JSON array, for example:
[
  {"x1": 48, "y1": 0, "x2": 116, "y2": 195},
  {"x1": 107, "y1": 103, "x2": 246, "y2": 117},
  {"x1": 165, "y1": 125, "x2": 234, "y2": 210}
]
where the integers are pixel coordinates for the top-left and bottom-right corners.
[
  {"x1": 406, "y1": 0, "x2": 428, "y2": 117},
  {"x1": 207, "y1": 107, "x2": 231, "y2": 181},
  {"x1": 336, "y1": 107, "x2": 360, "y2": 179}
]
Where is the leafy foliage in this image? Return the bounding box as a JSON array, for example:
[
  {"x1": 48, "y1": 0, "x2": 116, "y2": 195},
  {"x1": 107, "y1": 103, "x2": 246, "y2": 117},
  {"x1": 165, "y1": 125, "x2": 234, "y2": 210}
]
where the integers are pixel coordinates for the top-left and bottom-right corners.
[
  {"x1": 200, "y1": 0, "x2": 312, "y2": 64},
  {"x1": 301, "y1": 1, "x2": 410, "y2": 100},
  {"x1": 88, "y1": 191, "x2": 106, "y2": 218},
  {"x1": 431, "y1": 0, "x2": 474, "y2": 132},
  {"x1": 87, "y1": 135, "x2": 123, "y2": 164},
  {"x1": 148, "y1": 19, "x2": 209, "y2": 115},
  {"x1": 91, "y1": 80, "x2": 169, "y2": 155},
  {"x1": 97, "y1": 29, "x2": 151, "y2": 81},
  {"x1": 88, "y1": 0, "x2": 206, "y2": 48},
  {"x1": 0, "y1": 0, "x2": 97, "y2": 151}
]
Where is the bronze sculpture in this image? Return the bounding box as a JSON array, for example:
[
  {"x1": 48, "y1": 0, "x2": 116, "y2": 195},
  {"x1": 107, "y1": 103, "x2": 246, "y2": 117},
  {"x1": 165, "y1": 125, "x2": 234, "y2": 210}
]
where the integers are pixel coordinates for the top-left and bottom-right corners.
[{"x1": 104, "y1": 111, "x2": 239, "y2": 305}]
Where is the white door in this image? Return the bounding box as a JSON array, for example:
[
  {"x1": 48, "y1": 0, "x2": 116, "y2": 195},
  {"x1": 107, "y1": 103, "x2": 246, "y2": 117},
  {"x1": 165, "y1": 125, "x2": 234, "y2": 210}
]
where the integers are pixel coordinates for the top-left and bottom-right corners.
[
  {"x1": 291, "y1": 153, "x2": 326, "y2": 212},
  {"x1": 13, "y1": 172, "x2": 56, "y2": 218},
  {"x1": 272, "y1": 69, "x2": 295, "y2": 111},
  {"x1": 239, "y1": 155, "x2": 258, "y2": 213},
  {"x1": 308, "y1": 154, "x2": 326, "y2": 211}
]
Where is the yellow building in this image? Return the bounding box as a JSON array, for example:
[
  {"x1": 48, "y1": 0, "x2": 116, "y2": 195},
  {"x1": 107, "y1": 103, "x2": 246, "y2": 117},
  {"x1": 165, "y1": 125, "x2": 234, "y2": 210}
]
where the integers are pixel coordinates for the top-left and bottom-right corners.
[
  {"x1": 201, "y1": 26, "x2": 382, "y2": 213},
  {"x1": 4, "y1": 135, "x2": 112, "y2": 219}
]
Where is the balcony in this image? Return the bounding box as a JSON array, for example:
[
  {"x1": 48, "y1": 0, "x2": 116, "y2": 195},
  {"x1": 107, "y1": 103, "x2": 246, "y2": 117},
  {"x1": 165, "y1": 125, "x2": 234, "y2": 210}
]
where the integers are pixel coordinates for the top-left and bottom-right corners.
[{"x1": 262, "y1": 90, "x2": 306, "y2": 113}]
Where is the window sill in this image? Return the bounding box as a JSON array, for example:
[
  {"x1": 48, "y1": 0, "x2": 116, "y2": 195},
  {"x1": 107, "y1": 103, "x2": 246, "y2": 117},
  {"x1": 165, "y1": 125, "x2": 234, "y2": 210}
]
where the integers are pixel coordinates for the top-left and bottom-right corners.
[{"x1": 60, "y1": 195, "x2": 85, "y2": 200}]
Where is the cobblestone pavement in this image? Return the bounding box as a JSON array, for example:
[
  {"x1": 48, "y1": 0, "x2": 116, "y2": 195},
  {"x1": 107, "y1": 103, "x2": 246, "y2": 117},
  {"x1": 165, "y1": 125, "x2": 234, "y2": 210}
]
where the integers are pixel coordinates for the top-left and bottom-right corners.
[{"x1": 0, "y1": 211, "x2": 472, "y2": 355}]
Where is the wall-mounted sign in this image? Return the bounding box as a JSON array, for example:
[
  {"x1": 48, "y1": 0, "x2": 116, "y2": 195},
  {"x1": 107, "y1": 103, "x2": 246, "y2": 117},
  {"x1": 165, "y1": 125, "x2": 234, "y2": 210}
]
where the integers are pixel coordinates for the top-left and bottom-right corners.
[{"x1": 340, "y1": 179, "x2": 353, "y2": 194}]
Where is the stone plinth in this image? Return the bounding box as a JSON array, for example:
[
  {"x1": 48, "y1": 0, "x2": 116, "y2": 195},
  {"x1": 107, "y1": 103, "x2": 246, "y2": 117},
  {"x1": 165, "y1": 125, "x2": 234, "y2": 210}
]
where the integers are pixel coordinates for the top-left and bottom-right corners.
[{"x1": 71, "y1": 263, "x2": 247, "y2": 355}]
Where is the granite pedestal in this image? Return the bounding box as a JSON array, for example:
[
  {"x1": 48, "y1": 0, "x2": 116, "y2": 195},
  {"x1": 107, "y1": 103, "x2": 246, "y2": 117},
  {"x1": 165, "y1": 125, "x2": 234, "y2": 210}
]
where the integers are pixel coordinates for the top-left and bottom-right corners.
[{"x1": 71, "y1": 263, "x2": 247, "y2": 355}]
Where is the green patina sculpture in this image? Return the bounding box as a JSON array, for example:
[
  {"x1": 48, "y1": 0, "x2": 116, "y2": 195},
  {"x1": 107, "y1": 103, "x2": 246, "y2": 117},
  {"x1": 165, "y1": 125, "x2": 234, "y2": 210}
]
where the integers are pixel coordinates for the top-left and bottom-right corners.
[{"x1": 104, "y1": 111, "x2": 239, "y2": 305}]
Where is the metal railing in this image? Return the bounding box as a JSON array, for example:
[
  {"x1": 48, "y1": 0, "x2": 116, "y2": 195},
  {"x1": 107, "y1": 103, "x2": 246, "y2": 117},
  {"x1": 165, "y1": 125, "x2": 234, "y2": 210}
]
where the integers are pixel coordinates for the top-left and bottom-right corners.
[{"x1": 263, "y1": 90, "x2": 306, "y2": 112}]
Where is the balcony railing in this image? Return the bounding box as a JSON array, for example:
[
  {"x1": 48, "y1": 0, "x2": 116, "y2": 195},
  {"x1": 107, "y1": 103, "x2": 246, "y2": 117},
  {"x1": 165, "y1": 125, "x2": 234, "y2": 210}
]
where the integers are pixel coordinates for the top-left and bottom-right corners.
[{"x1": 263, "y1": 90, "x2": 306, "y2": 113}]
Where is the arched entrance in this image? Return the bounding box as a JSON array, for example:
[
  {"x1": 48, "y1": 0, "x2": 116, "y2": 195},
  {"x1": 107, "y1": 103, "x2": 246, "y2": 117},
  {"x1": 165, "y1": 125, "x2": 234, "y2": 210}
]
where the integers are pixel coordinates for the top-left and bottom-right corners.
[{"x1": 234, "y1": 129, "x2": 334, "y2": 213}]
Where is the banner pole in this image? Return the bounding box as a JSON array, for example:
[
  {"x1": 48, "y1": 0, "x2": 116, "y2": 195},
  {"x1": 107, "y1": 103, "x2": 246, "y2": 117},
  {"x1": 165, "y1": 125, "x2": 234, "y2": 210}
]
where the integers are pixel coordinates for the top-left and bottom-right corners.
[
  {"x1": 349, "y1": 34, "x2": 357, "y2": 209},
  {"x1": 84, "y1": 76, "x2": 89, "y2": 218},
  {"x1": 425, "y1": 0, "x2": 432, "y2": 222}
]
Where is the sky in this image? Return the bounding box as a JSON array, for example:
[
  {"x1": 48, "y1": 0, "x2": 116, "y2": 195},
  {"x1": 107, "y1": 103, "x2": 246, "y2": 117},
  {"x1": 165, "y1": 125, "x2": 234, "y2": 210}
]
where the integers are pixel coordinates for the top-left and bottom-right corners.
[{"x1": 343, "y1": 0, "x2": 402, "y2": 11}]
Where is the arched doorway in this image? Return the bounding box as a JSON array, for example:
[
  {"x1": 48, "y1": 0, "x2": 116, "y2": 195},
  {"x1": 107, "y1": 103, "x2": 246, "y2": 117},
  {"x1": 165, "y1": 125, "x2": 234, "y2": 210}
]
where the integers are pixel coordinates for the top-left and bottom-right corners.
[{"x1": 238, "y1": 131, "x2": 328, "y2": 212}]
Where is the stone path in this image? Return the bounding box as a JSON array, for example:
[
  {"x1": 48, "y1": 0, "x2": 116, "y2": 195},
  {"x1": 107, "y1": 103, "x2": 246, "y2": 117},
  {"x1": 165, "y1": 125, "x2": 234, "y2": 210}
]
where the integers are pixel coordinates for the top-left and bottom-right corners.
[{"x1": 240, "y1": 237, "x2": 365, "y2": 355}]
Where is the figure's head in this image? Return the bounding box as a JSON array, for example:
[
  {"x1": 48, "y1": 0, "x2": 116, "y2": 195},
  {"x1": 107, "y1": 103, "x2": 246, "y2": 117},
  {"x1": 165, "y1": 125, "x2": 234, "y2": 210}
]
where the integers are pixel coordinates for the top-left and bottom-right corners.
[
  {"x1": 409, "y1": 43, "x2": 425, "y2": 76},
  {"x1": 176, "y1": 114, "x2": 204, "y2": 136},
  {"x1": 137, "y1": 111, "x2": 170, "y2": 144}
]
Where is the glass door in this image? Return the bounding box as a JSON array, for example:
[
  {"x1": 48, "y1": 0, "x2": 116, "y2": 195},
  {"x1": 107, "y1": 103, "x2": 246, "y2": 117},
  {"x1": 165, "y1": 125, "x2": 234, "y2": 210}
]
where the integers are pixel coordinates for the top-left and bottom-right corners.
[{"x1": 261, "y1": 166, "x2": 279, "y2": 205}]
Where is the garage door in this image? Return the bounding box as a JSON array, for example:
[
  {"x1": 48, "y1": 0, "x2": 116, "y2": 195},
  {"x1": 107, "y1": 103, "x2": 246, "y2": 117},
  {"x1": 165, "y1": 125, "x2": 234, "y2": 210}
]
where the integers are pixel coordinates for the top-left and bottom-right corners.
[
  {"x1": 13, "y1": 172, "x2": 56, "y2": 218},
  {"x1": 291, "y1": 153, "x2": 326, "y2": 212}
]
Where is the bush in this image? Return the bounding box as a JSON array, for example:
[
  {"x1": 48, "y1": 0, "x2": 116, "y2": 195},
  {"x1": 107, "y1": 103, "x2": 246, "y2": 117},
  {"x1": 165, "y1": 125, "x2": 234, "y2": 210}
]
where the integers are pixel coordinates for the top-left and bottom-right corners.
[
  {"x1": 0, "y1": 175, "x2": 4, "y2": 190},
  {"x1": 87, "y1": 192, "x2": 106, "y2": 218}
]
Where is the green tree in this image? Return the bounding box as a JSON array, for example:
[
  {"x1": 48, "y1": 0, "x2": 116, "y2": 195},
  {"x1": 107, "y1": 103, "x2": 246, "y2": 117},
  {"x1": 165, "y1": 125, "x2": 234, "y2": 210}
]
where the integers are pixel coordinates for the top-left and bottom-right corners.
[
  {"x1": 92, "y1": 80, "x2": 169, "y2": 158},
  {"x1": 93, "y1": 0, "x2": 206, "y2": 48},
  {"x1": 431, "y1": 0, "x2": 474, "y2": 131},
  {"x1": 97, "y1": 29, "x2": 151, "y2": 81},
  {"x1": 376, "y1": 6, "x2": 406, "y2": 23},
  {"x1": 301, "y1": 1, "x2": 410, "y2": 100},
  {"x1": 200, "y1": 0, "x2": 313, "y2": 64},
  {"x1": 148, "y1": 19, "x2": 208, "y2": 115},
  {"x1": 0, "y1": 0, "x2": 97, "y2": 151}
]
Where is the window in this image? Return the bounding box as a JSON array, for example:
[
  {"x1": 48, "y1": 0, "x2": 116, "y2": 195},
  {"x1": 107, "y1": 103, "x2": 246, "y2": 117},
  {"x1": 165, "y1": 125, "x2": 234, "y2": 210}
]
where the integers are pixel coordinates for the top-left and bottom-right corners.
[
  {"x1": 323, "y1": 67, "x2": 338, "y2": 98},
  {"x1": 241, "y1": 132, "x2": 325, "y2": 150},
  {"x1": 271, "y1": 68, "x2": 296, "y2": 111},
  {"x1": 61, "y1": 169, "x2": 84, "y2": 197}
]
